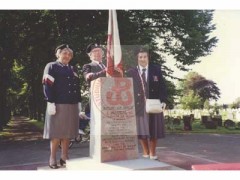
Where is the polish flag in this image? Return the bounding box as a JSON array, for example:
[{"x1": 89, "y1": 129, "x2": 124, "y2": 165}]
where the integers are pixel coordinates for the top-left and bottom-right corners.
[{"x1": 106, "y1": 10, "x2": 123, "y2": 77}]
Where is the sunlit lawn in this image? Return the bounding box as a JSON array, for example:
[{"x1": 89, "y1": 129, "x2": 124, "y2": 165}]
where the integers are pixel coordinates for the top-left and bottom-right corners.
[
  {"x1": 1, "y1": 118, "x2": 240, "y2": 138},
  {"x1": 166, "y1": 119, "x2": 240, "y2": 134},
  {"x1": 29, "y1": 119, "x2": 44, "y2": 130},
  {"x1": 0, "y1": 119, "x2": 44, "y2": 138}
]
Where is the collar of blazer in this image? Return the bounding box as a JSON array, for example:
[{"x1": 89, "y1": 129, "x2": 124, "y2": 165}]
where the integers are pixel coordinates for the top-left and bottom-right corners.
[
  {"x1": 136, "y1": 64, "x2": 157, "y2": 84},
  {"x1": 91, "y1": 59, "x2": 103, "y2": 64},
  {"x1": 133, "y1": 66, "x2": 146, "y2": 87},
  {"x1": 91, "y1": 60, "x2": 105, "y2": 69}
]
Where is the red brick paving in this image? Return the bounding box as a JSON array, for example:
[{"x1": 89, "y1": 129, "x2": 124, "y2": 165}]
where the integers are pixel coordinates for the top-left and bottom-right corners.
[{"x1": 158, "y1": 150, "x2": 219, "y2": 170}]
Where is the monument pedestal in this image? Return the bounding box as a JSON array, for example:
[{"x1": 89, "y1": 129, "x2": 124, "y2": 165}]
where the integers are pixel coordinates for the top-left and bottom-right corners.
[
  {"x1": 37, "y1": 157, "x2": 183, "y2": 170},
  {"x1": 66, "y1": 157, "x2": 183, "y2": 170},
  {"x1": 90, "y1": 77, "x2": 139, "y2": 162}
]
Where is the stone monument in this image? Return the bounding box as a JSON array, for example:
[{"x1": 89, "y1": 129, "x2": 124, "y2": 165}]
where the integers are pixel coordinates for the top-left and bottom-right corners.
[{"x1": 90, "y1": 77, "x2": 139, "y2": 162}]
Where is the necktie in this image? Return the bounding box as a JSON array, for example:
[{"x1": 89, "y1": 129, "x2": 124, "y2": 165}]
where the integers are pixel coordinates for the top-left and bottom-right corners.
[
  {"x1": 99, "y1": 62, "x2": 105, "y2": 70},
  {"x1": 141, "y1": 68, "x2": 147, "y2": 87}
]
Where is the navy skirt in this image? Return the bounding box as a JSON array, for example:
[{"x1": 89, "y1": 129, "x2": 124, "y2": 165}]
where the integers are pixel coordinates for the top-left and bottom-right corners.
[{"x1": 136, "y1": 110, "x2": 165, "y2": 139}]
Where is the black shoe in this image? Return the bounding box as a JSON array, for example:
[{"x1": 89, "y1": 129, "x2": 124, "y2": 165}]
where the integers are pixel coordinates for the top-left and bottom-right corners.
[
  {"x1": 49, "y1": 164, "x2": 58, "y2": 169},
  {"x1": 60, "y1": 158, "x2": 66, "y2": 166}
]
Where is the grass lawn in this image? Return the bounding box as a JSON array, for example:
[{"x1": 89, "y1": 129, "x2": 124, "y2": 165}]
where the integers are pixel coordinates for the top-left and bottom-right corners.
[
  {"x1": 1, "y1": 117, "x2": 240, "y2": 138},
  {"x1": 166, "y1": 119, "x2": 240, "y2": 134},
  {"x1": 29, "y1": 119, "x2": 44, "y2": 130},
  {"x1": 29, "y1": 118, "x2": 240, "y2": 134}
]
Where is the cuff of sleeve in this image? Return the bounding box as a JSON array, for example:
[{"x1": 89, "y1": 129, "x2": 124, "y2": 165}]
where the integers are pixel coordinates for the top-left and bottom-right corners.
[{"x1": 46, "y1": 99, "x2": 54, "y2": 103}]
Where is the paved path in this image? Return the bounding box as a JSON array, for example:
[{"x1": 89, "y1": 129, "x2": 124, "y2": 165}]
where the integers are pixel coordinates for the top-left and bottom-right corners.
[
  {"x1": 1, "y1": 116, "x2": 240, "y2": 170},
  {"x1": 0, "y1": 116, "x2": 43, "y2": 142},
  {"x1": 158, "y1": 133, "x2": 240, "y2": 169}
]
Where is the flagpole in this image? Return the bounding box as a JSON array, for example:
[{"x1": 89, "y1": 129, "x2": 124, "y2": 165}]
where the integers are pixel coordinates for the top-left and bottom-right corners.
[
  {"x1": 106, "y1": 10, "x2": 114, "y2": 77},
  {"x1": 106, "y1": 10, "x2": 124, "y2": 78}
]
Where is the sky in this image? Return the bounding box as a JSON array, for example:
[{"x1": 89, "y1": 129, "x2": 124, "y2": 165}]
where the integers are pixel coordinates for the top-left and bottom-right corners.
[{"x1": 165, "y1": 10, "x2": 240, "y2": 104}]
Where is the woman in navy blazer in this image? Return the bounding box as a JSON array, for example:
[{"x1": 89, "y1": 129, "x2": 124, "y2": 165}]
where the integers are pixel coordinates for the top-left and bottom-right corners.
[{"x1": 127, "y1": 48, "x2": 167, "y2": 160}]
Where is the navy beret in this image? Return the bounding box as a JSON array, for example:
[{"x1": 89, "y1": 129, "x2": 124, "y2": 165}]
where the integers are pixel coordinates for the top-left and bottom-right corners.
[
  {"x1": 86, "y1": 43, "x2": 101, "y2": 54},
  {"x1": 55, "y1": 44, "x2": 71, "y2": 53}
]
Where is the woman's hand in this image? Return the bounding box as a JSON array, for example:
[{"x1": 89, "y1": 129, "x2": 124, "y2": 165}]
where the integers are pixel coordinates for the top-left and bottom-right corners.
[
  {"x1": 161, "y1": 102, "x2": 166, "y2": 110},
  {"x1": 78, "y1": 102, "x2": 82, "y2": 117},
  {"x1": 47, "y1": 102, "x2": 56, "y2": 115}
]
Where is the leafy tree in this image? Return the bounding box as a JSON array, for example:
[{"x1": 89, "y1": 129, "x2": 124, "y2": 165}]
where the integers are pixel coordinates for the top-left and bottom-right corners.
[
  {"x1": 0, "y1": 11, "x2": 23, "y2": 130},
  {"x1": 203, "y1": 99, "x2": 210, "y2": 110},
  {"x1": 179, "y1": 72, "x2": 220, "y2": 108},
  {"x1": 165, "y1": 80, "x2": 180, "y2": 109},
  {"x1": 180, "y1": 90, "x2": 202, "y2": 110}
]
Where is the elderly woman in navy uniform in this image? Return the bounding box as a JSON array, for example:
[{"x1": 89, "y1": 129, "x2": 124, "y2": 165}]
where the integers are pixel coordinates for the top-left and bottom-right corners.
[
  {"x1": 127, "y1": 48, "x2": 167, "y2": 160},
  {"x1": 42, "y1": 44, "x2": 82, "y2": 169},
  {"x1": 82, "y1": 43, "x2": 106, "y2": 84}
]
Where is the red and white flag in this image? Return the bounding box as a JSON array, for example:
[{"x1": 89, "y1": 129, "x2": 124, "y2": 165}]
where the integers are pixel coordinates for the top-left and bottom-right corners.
[{"x1": 106, "y1": 10, "x2": 123, "y2": 77}]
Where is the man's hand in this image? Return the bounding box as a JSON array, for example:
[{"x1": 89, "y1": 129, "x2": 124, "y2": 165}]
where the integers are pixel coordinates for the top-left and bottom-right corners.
[
  {"x1": 86, "y1": 73, "x2": 94, "y2": 80},
  {"x1": 115, "y1": 67, "x2": 123, "y2": 73},
  {"x1": 47, "y1": 102, "x2": 56, "y2": 115}
]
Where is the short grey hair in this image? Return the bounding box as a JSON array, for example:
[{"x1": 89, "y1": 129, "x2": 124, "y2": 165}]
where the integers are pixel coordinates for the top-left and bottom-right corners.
[{"x1": 55, "y1": 48, "x2": 73, "y2": 58}]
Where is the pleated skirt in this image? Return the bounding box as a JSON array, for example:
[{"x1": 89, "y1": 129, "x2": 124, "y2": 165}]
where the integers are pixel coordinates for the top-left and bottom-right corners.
[
  {"x1": 43, "y1": 104, "x2": 79, "y2": 139},
  {"x1": 136, "y1": 110, "x2": 165, "y2": 139}
]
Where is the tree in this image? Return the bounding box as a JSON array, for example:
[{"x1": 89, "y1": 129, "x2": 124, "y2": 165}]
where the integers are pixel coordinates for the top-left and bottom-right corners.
[
  {"x1": 180, "y1": 90, "x2": 202, "y2": 110},
  {"x1": 203, "y1": 99, "x2": 210, "y2": 110},
  {"x1": 164, "y1": 80, "x2": 180, "y2": 109},
  {"x1": 0, "y1": 11, "x2": 23, "y2": 130},
  {"x1": 179, "y1": 72, "x2": 220, "y2": 108}
]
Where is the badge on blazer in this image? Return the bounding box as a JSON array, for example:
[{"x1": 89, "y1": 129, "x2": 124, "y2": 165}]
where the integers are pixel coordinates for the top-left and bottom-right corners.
[
  {"x1": 73, "y1": 72, "x2": 79, "y2": 78},
  {"x1": 153, "y1": 76, "x2": 159, "y2": 82}
]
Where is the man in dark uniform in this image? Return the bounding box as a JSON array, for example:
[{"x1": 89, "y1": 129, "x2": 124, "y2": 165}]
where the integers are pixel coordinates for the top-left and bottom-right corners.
[
  {"x1": 80, "y1": 43, "x2": 106, "y2": 133},
  {"x1": 82, "y1": 43, "x2": 106, "y2": 85}
]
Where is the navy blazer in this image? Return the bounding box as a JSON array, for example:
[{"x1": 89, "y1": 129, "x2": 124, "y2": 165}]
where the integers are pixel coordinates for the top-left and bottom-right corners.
[
  {"x1": 127, "y1": 63, "x2": 167, "y2": 115},
  {"x1": 42, "y1": 61, "x2": 82, "y2": 104},
  {"x1": 82, "y1": 61, "x2": 106, "y2": 85}
]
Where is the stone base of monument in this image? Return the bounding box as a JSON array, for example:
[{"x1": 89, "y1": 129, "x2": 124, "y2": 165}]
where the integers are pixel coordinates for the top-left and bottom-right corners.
[
  {"x1": 38, "y1": 166, "x2": 67, "y2": 171},
  {"x1": 65, "y1": 157, "x2": 183, "y2": 170}
]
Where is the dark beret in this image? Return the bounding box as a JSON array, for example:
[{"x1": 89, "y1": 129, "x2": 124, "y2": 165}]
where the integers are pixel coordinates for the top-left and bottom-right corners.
[
  {"x1": 86, "y1": 43, "x2": 101, "y2": 54},
  {"x1": 55, "y1": 44, "x2": 72, "y2": 53}
]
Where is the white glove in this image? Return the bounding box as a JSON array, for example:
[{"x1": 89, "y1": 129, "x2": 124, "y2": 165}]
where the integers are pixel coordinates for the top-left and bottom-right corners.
[
  {"x1": 78, "y1": 102, "x2": 82, "y2": 116},
  {"x1": 161, "y1": 102, "x2": 166, "y2": 110},
  {"x1": 47, "y1": 102, "x2": 56, "y2": 115}
]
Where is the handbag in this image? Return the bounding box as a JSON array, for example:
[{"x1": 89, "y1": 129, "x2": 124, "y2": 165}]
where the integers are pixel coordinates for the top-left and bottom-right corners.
[
  {"x1": 137, "y1": 66, "x2": 166, "y2": 114},
  {"x1": 146, "y1": 99, "x2": 164, "y2": 113}
]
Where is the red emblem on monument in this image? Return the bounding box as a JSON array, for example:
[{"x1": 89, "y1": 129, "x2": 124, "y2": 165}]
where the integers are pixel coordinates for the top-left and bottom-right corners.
[{"x1": 106, "y1": 78, "x2": 133, "y2": 106}]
